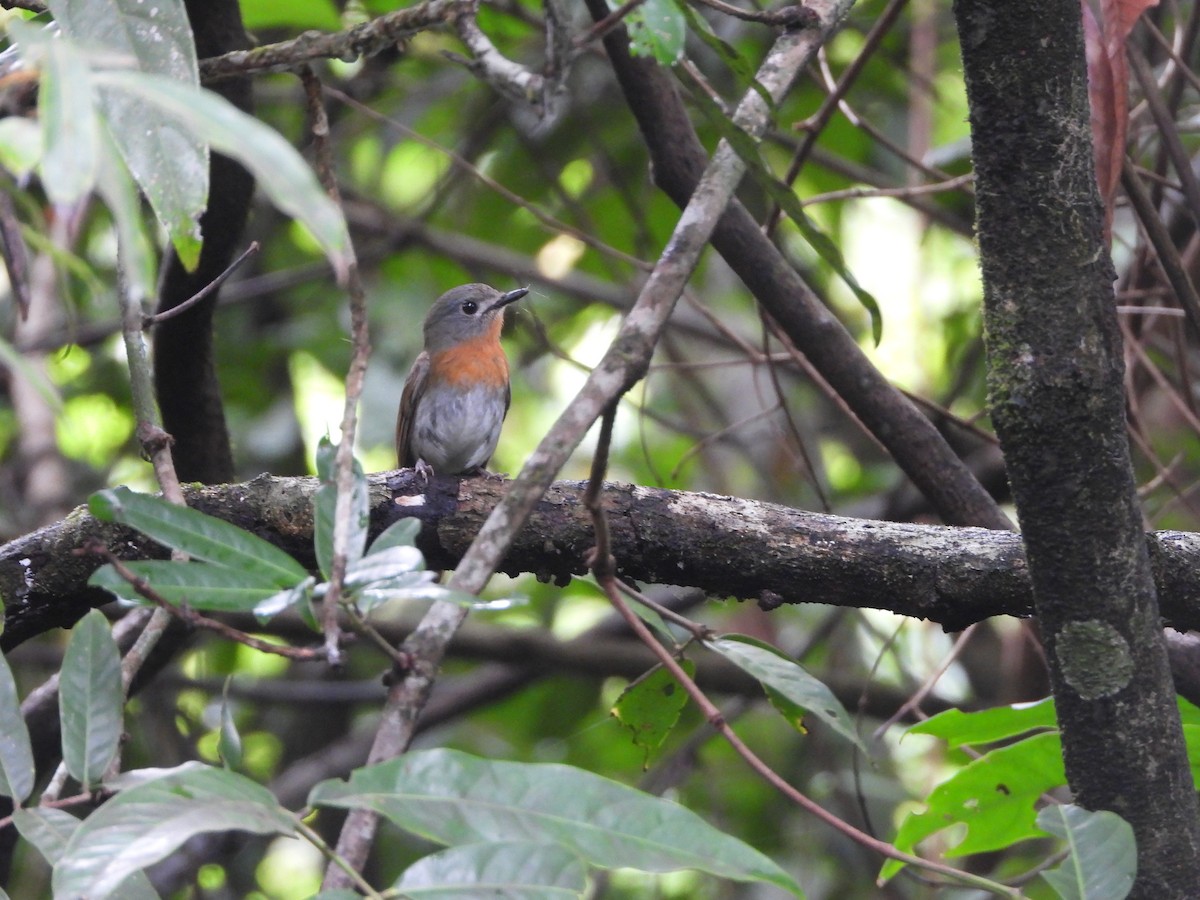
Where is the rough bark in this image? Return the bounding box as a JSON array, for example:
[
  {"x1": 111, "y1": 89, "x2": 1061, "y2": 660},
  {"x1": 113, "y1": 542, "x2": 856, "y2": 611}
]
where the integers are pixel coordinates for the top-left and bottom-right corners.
[
  {"x1": 953, "y1": 0, "x2": 1200, "y2": 893},
  {"x1": 7, "y1": 470, "x2": 1200, "y2": 650}
]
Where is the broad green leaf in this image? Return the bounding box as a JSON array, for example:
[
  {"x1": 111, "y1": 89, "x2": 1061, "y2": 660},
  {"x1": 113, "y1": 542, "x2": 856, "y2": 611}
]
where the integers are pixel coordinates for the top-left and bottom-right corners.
[
  {"x1": 707, "y1": 635, "x2": 864, "y2": 751},
  {"x1": 882, "y1": 731, "x2": 1066, "y2": 881},
  {"x1": 619, "y1": 0, "x2": 685, "y2": 64},
  {"x1": 313, "y1": 445, "x2": 370, "y2": 581},
  {"x1": 252, "y1": 577, "x2": 317, "y2": 624},
  {"x1": 612, "y1": 661, "x2": 694, "y2": 767},
  {"x1": 39, "y1": 33, "x2": 98, "y2": 204},
  {"x1": 0, "y1": 116, "x2": 43, "y2": 177},
  {"x1": 910, "y1": 698, "x2": 1057, "y2": 748},
  {"x1": 0, "y1": 649, "x2": 34, "y2": 804},
  {"x1": 94, "y1": 125, "x2": 157, "y2": 298},
  {"x1": 88, "y1": 560, "x2": 283, "y2": 613},
  {"x1": 13, "y1": 807, "x2": 81, "y2": 864},
  {"x1": 367, "y1": 517, "x2": 422, "y2": 554},
  {"x1": 309, "y1": 748, "x2": 802, "y2": 895},
  {"x1": 60, "y1": 609, "x2": 123, "y2": 789},
  {"x1": 89, "y1": 487, "x2": 309, "y2": 588},
  {"x1": 1037, "y1": 805, "x2": 1135, "y2": 900},
  {"x1": 90, "y1": 69, "x2": 351, "y2": 280},
  {"x1": 48, "y1": 0, "x2": 206, "y2": 268},
  {"x1": 394, "y1": 841, "x2": 588, "y2": 898},
  {"x1": 55, "y1": 763, "x2": 296, "y2": 899}
]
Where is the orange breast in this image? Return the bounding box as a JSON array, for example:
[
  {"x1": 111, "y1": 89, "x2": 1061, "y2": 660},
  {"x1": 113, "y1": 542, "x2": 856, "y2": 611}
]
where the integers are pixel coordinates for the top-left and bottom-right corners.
[{"x1": 429, "y1": 328, "x2": 509, "y2": 390}]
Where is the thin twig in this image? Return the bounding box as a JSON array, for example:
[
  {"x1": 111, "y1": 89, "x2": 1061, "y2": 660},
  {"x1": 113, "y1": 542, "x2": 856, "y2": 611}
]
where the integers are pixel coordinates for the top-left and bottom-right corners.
[{"x1": 142, "y1": 242, "x2": 259, "y2": 327}]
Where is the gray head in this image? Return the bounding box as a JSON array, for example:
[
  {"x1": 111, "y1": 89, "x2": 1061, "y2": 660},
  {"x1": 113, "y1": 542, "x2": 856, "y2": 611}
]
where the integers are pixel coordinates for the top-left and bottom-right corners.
[{"x1": 422, "y1": 283, "x2": 528, "y2": 353}]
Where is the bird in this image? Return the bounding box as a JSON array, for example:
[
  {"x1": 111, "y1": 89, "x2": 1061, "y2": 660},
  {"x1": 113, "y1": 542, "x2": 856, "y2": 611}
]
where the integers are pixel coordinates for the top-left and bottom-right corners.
[{"x1": 396, "y1": 283, "x2": 529, "y2": 477}]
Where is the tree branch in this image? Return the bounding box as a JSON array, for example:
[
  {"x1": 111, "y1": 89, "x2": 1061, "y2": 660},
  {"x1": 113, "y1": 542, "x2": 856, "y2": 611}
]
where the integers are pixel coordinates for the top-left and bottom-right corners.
[{"x1": 9, "y1": 470, "x2": 1200, "y2": 650}]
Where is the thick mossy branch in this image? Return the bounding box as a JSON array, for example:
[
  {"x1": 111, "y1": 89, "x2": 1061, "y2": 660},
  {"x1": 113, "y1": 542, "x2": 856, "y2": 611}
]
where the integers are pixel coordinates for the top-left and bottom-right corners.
[{"x1": 6, "y1": 470, "x2": 1200, "y2": 650}]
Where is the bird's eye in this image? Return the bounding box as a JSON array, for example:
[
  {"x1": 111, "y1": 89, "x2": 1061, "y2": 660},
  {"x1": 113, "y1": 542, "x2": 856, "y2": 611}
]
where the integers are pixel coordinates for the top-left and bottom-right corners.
[{"x1": 461, "y1": 300, "x2": 478, "y2": 315}]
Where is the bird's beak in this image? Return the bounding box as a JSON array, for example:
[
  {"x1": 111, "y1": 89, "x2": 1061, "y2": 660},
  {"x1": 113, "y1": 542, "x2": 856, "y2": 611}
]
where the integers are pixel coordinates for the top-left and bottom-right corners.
[{"x1": 491, "y1": 286, "x2": 529, "y2": 311}]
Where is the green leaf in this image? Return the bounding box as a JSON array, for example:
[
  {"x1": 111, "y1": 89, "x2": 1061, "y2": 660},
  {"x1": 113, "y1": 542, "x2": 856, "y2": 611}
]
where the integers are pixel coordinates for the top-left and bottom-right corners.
[
  {"x1": 13, "y1": 807, "x2": 80, "y2": 864},
  {"x1": 1037, "y1": 805, "x2": 1135, "y2": 900},
  {"x1": 911, "y1": 698, "x2": 1057, "y2": 748},
  {"x1": 618, "y1": 0, "x2": 685, "y2": 64},
  {"x1": 48, "y1": 0, "x2": 206, "y2": 268},
  {"x1": 54, "y1": 763, "x2": 296, "y2": 899},
  {"x1": 60, "y1": 609, "x2": 123, "y2": 789},
  {"x1": 90, "y1": 69, "x2": 352, "y2": 280},
  {"x1": 367, "y1": 517, "x2": 422, "y2": 554},
  {"x1": 0, "y1": 649, "x2": 35, "y2": 804},
  {"x1": 706, "y1": 635, "x2": 864, "y2": 751},
  {"x1": 89, "y1": 487, "x2": 309, "y2": 588},
  {"x1": 94, "y1": 125, "x2": 157, "y2": 299},
  {"x1": 883, "y1": 731, "x2": 1066, "y2": 881},
  {"x1": 38, "y1": 31, "x2": 98, "y2": 205},
  {"x1": 312, "y1": 445, "x2": 370, "y2": 580},
  {"x1": 612, "y1": 661, "x2": 693, "y2": 767},
  {"x1": 252, "y1": 577, "x2": 317, "y2": 624},
  {"x1": 309, "y1": 748, "x2": 802, "y2": 895},
  {"x1": 88, "y1": 560, "x2": 283, "y2": 613},
  {"x1": 394, "y1": 841, "x2": 588, "y2": 898}
]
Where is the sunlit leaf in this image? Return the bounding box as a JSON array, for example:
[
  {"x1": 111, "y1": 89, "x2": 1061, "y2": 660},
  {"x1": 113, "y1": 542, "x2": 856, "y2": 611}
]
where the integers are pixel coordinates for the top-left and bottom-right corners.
[
  {"x1": 911, "y1": 698, "x2": 1057, "y2": 748},
  {"x1": 612, "y1": 661, "x2": 693, "y2": 767},
  {"x1": 1037, "y1": 805, "x2": 1135, "y2": 900},
  {"x1": 882, "y1": 731, "x2": 1066, "y2": 881},
  {"x1": 60, "y1": 609, "x2": 123, "y2": 789},
  {"x1": 309, "y1": 748, "x2": 802, "y2": 895}
]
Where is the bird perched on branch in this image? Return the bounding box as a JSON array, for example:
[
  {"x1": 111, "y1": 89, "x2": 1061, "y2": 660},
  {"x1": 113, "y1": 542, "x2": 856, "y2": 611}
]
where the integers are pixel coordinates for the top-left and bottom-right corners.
[{"x1": 396, "y1": 283, "x2": 528, "y2": 476}]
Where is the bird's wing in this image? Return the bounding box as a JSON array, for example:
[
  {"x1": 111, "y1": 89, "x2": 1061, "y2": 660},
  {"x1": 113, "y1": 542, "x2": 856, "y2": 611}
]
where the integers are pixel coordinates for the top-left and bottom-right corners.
[{"x1": 396, "y1": 351, "x2": 430, "y2": 468}]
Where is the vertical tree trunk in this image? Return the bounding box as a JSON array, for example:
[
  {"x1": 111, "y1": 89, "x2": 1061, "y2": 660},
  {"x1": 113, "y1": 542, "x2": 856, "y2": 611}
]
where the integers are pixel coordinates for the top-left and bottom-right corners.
[{"x1": 952, "y1": 0, "x2": 1200, "y2": 894}]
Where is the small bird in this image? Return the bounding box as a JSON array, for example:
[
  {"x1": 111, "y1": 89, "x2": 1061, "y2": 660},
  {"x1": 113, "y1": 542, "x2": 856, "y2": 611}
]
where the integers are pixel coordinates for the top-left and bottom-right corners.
[{"x1": 396, "y1": 283, "x2": 528, "y2": 476}]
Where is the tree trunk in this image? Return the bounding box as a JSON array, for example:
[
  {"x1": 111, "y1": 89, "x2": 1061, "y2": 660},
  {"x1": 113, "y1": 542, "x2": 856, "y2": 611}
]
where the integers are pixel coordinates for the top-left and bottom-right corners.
[{"x1": 953, "y1": 0, "x2": 1200, "y2": 893}]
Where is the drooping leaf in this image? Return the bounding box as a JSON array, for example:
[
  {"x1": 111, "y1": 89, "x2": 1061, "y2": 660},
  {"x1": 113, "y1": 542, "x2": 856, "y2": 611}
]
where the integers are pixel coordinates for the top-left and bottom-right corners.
[
  {"x1": 882, "y1": 731, "x2": 1066, "y2": 881},
  {"x1": 93, "y1": 125, "x2": 157, "y2": 298},
  {"x1": 54, "y1": 763, "x2": 296, "y2": 899},
  {"x1": 13, "y1": 807, "x2": 80, "y2": 864},
  {"x1": 312, "y1": 442, "x2": 370, "y2": 580},
  {"x1": 38, "y1": 31, "x2": 98, "y2": 205},
  {"x1": 707, "y1": 635, "x2": 864, "y2": 751},
  {"x1": 89, "y1": 69, "x2": 352, "y2": 280},
  {"x1": 0, "y1": 649, "x2": 35, "y2": 804},
  {"x1": 89, "y1": 487, "x2": 309, "y2": 587},
  {"x1": 60, "y1": 609, "x2": 123, "y2": 789},
  {"x1": 394, "y1": 841, "x2": 588, "y2": 898},
  {"x1": 612, "y1": 661, "x2": 694, "y2": 767},
  {"x1": 48, "y1": 0, "x2": 206, "y2": 268},
  {"x1": 1037, "y1": 805, "x2": 1135, "y2": 900},
  {"x1": 309, "y1": 748, "x2": 802, "y2": 895},
  {"x1": 88, "y1": 560, "x2": 284, "y2": 613}
]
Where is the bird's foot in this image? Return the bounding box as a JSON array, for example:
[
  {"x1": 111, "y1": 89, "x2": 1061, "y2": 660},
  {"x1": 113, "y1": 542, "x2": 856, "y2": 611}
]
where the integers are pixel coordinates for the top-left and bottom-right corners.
[{"x1": 414, "y1": 458, "x2": 435, "y2": 483}]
